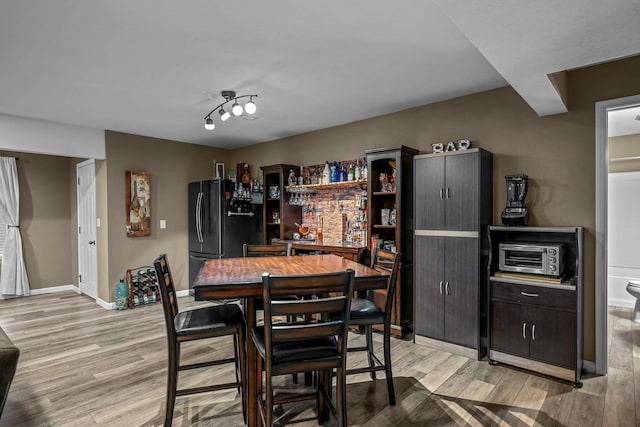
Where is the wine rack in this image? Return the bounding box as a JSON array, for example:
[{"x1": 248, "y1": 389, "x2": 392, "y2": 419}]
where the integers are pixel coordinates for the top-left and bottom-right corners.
[{"x1": 126, "y1": 265, "x2": 160, "y2": 308}]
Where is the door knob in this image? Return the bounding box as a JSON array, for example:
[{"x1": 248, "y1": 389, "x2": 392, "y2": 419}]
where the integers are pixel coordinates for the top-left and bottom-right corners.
[{"x1": 88, "y1": 240, "x2": 96, "y2": 245}]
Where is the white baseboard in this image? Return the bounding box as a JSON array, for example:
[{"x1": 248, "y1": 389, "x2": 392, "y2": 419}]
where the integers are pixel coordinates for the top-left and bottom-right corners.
[
  {"x1": 608, "y1": 298, "x2": 635, "y2": 309},
  {"x1": 30, "y1": 284, "x2": 80, "y2": 295}
]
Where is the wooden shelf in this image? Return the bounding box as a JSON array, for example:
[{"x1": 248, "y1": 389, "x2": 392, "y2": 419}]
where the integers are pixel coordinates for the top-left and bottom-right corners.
[
  {"x1": 372, "y1": 191, "x2": 396, "y2": 196},
  {"x1": 286, "y1": 180, "x2": 367, "y2": 193},
  {"x1": 373, "y1": 225, "x2": 396, "y2": 229}
]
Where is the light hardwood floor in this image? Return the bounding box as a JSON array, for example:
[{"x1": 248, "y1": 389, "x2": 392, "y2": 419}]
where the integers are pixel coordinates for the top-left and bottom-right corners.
[{"x1": 0, "y1": 292, "x2": 637, "y2": 426}]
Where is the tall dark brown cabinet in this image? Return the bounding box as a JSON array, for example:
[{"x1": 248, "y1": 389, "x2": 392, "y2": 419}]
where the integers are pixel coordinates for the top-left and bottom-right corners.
[
  {"x1": 366, "y1": 146, "x2": 418, "y2": 337},
  {"x1": 261, "y1": 164, "x2": 301, "y2": 244},
  {"x1": 413, "y1": 148, "x2": 493, "y2": 359}
]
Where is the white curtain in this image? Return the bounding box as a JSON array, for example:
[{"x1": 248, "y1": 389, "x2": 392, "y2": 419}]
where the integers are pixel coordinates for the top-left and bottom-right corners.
[{"x1": 0, "y1": 157, "x2": 29, "y2": 295}]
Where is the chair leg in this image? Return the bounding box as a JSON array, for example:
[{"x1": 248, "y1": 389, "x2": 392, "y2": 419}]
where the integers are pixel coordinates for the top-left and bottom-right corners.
[
  {"x1": 337, "y1": 367, "x2": 347, "y2": 427},
  {"x1": 256, "y1": 355, "x2": 264, "y2": 426},
  {"x1": 366, "y1": 325, "x2": 376, "y2": 380},
  {"x1": 165, "y1": 341, "x2": 179, "y2": 427},
  {"x1": 383, "y1": 322, "x2": 396, "y2": 406},
  {"x1": 265, "y1": 370, "x2": 273, "y2": 427},
  {"x1": 237, "y1": 327, "x2": 248, "y2": 423},
  {"x1": 316, "y1": 369, "x2": 330, "y2": 424},
  {"x1": 233, "y1": 334, "x2": 241, "y2": 386}
]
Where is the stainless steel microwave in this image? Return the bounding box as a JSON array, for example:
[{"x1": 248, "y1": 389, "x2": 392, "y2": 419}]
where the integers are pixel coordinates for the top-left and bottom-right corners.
[{"x1": 498, "y1": 242, "x2": 564, "y2": 277}]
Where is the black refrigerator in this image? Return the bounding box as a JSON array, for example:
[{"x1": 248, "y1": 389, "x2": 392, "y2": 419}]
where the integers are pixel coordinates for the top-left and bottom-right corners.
[{"x1": 188, "y1": 179, "x2": 262, "y2": 290}]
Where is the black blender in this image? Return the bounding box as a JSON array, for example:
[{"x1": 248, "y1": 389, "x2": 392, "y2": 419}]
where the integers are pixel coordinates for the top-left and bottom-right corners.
[{"x1": 501, "y1": 174, "x2": 529, "y2": 226}]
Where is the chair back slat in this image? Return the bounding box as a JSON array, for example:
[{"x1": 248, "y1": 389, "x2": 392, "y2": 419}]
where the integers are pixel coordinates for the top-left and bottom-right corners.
[
  {"x1": 153, "y1": 254, "x2": 179, "y2": 341},
  {"x1": 270, "y1": 297, "x2": 347, "y2": 317},
  {"x1": 243, "y1": 243, "x2": 291, "y2": 257},
  {"x1": 272, "y1": 321, "x2": 343, "y2": 342},
  {"x1": 261, "y1": 269, "x2": 354, "y2": 366}
]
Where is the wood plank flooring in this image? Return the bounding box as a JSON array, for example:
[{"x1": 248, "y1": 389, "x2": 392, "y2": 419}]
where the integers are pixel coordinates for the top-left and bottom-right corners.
[{"x1": 0, "y1": 292, "x2": 637, "y2": 426}]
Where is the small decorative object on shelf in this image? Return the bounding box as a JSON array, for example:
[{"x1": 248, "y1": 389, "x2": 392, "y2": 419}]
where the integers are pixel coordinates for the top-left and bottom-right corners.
[{"x1": 126, "y1": 266, "x2": 160, "y2": 308}]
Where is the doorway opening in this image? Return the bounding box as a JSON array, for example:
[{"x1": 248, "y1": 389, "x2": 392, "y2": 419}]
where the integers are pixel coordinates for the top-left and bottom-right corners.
[{"x1": 595, "y1": 94, "x2": 640, "y2": 375}]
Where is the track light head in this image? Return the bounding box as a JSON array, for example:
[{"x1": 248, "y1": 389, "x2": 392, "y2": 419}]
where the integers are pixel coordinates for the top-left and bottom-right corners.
[
  {"x1": 232, "y1": 101, "x2": 243, "y2": 116},
  {"x1": 244, "y1": 97, "x2": 257, "y2": 115},
  {"x1": 219, "y1": 107, "x2": 231, "y2": 122}
]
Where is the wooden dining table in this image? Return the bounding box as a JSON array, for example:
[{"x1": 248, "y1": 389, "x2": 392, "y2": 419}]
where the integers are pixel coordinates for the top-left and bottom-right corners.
[{"x1": 193, "y1": 254, "x2": 389, "y2": 427}]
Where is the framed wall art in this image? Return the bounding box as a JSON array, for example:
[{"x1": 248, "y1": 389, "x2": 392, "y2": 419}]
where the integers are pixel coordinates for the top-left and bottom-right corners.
[{"x1": 126, "y1": 171, "x2": 151, "y2": 237}]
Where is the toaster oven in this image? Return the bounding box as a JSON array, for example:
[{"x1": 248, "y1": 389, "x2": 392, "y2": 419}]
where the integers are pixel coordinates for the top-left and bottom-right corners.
[{"x1": 498, "y1": 242, "x2": 564, "y2": 277}]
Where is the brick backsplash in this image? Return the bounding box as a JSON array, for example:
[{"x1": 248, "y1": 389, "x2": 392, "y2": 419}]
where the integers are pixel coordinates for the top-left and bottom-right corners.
[{"x1": 297, "y1": 185, "x2": 368, "y2": 244}]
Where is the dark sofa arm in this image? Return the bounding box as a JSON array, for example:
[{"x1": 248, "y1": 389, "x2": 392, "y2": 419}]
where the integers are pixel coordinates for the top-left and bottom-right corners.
[{"x1": 0, "y1": 327, "x2": 19, "y2": 417}]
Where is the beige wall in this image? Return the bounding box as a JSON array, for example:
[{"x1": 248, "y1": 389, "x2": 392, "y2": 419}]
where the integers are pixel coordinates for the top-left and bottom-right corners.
[
  {"x1": 609, "y1": 133, "x2": 640, "y2": 173},
  {"x1": 101, "y1": 131, "x2": 229, "y2": 301},
  {"x1": 0, "y1": 150, "x2": 74, "y2": 289},
  {"x1": 228, "y1": 54, "x2": 640, "y2": 362}
]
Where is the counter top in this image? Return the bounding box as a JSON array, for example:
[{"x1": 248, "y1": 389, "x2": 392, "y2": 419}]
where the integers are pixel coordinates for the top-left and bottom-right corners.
[{"x1": 273, "y1": 239, "x2": 366, "y2": 250}]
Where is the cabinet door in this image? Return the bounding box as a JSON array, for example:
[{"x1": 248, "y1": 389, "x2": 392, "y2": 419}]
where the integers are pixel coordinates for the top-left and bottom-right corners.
[
  {"x1": 443, "y1": 237, "x2": 478, "y2": 347},
  {"x1": 529, "y1": 307, "x2": 576, "y2": 369},
  {"x1": 490, "y1": 301, "x2": 530, "y2": 359},
  {"x1": 414, "y1": 156, "x2": 445, "y2": 230},
  {"x1": 445, "y1": 152, "x2": 479, "y2": 231},
  {"x1": 414, "y1": 236, "x2": 444, "y2": 339}
]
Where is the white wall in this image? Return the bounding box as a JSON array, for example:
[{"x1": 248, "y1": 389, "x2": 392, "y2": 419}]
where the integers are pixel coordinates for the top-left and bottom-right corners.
[
  {"x1": 0, "y1": 114, "x2": 105, "y2": 159},
  {"x1": 608, "y1": 171, "x2": 640, "y2": 307}
]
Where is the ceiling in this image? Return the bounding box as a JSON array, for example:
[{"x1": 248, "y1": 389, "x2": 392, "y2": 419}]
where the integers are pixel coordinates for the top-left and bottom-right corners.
[{"x1": 1, "y1": 1, "x2": 639, "y2": 150}]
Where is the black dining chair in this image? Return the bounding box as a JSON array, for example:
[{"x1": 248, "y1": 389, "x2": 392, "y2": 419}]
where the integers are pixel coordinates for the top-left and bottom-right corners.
[
  {"x1": 153, "y1": 254, "x2": 247, "y2": 427},
  {"x1": 346, "y1": 248, "x2": 400, "y2": 405},
  {"x1": 251, "y1": 269, "x2": 355, "y2": 427}
]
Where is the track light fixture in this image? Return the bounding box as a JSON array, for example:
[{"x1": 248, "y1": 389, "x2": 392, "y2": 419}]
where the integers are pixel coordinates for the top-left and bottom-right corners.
[{"x1": 203, "y1": 90, "x2": 258, "y2": 130}]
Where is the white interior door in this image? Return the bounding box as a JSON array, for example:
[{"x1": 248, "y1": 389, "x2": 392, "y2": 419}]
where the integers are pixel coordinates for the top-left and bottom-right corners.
[{"x1": 77, "y1": 159, "x2": 97, "y2": 299}]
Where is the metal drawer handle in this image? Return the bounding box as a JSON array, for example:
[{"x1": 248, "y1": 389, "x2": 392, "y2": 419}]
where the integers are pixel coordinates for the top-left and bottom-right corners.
[
  {"x1": 439, "y1": 188, "x2": 444, "y2": 200},
  {"x1": 446, "y1": 188, "x2": 450, "y2": 199},
  {"x1": 520, "y1": 292, "x2": 539, "y2": 297},
  {"x1": 439, "y1": 281, "x2": 443, "y2": 294},
  {"x1": 445, "y1": 281, "x2": 450, "y2": 295},
  {"x1": 532, "y1": 324, "x2": 536, "y2": 341},
  {"x1": 522, "y1": 322, "x2": 527, "y2": 339}
]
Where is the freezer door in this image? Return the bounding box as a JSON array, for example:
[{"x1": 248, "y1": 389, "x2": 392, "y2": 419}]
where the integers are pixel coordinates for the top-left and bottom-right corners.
[{"x1": 222, "y1": 212, "x2": 256, "y2": 258}]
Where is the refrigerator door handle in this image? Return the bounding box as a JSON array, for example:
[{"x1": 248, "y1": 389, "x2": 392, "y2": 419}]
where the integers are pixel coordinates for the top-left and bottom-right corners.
[
  {"x1": 227, "y1": 211, "x2": 255, "y2": 217},
  {"x1": 196, "y1": 192, "x2": 204, "y2": 243}
]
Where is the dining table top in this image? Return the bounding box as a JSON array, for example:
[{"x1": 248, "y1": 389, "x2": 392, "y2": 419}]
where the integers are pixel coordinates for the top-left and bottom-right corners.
[{"x1": 193, "y1": 254, "x2": 389, "y2": 300}]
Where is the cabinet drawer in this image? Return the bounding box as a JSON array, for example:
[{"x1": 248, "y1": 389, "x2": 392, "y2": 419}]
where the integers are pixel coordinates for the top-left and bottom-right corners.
[{"x1": 491, "y1": 280, "x2": 575, "y2": 311}]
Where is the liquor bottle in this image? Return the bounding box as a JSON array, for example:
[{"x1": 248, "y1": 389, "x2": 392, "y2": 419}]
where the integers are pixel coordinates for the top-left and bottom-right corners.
[
  {"x1": 323, "y1": 162, "x2": 330, "y2": 184},
  {"x1": 361, "y1": 159, "x2": 368, "y2": 181}
]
